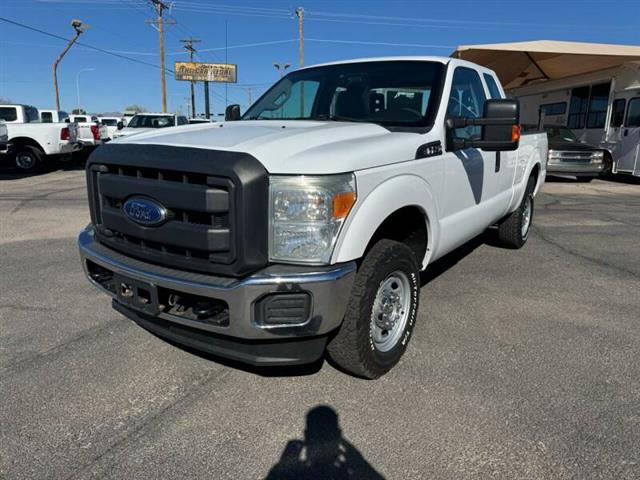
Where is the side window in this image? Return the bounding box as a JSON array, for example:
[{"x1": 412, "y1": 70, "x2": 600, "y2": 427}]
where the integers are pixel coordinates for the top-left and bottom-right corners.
[
  {"x1": 178, "y1": 116, "x2": 188, "y2": 125},
  {"x1": 258, "y1": 80, "x2": 320, "y2": 119},
  {"x1": 483, "y1": 73, "x2": 503, "y2": 99},
  {"x1": 626, "y1": 98, "x2": 640, "y2": 127},
  {"x1": 41, "y1": 112, "x2": 53, "y2": 123},
  {"x1": 448, "y1": 67, "x2": 487, "y2": 140},
  {"x1": 0, "y1": 107, "x2": 17, "y2": 122},
  {"x1": 540, "y1": 102, "x2": 567, "y2": 116},
  {"x1": 567, "y1": 86, "x2": 590, "y2": 129},
  {"x1": 26, "y1": 107, "x2": 40, "y2": 123},
  {"x1": 610, "y1": 99, "x2": 626, "y2": 127},
  {"x1": 586, "y1": 82, "x2": 610, "y2": 129}
]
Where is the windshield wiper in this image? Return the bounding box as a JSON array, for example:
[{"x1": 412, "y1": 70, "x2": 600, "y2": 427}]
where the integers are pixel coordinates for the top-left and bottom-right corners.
[{"x1": 310, "y1": 114, "x2": 369, "y2": 123}]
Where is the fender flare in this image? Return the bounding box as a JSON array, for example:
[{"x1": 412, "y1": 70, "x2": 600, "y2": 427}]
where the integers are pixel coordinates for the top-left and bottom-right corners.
[{"x1": 332, "y1": 174, "x2": 439, "y2": 269}]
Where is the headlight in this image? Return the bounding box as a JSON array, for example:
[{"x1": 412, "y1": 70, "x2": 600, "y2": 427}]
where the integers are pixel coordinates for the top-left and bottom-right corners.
[
  {"x1": 590, "y1": 151, "x2": 604, "y2": 162},
  {"x1": 269, "y1": 174, "x2": 356, "y2": 264}
]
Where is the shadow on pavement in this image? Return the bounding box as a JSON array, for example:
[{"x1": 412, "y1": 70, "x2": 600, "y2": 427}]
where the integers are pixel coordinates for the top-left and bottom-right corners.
[
  {"x1": 265, "y1": 405, "x2": 385, "y2": 480},
  {"x1": 0, "y1": 158, "x2": 85, "y2": 180}
]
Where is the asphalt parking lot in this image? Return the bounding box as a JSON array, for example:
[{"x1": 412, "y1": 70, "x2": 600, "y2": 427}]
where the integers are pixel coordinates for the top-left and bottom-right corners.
[{"x1": 1, "y1": 168, "x2": 639, "y2": 479}]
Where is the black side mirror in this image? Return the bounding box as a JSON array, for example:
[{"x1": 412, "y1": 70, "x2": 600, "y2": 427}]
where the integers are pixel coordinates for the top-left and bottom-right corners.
[
  {"x1": 117, "y1": 121, "x2": 124, "y2": 130},
  {"x1": 447, "y1": 99, "x2": 520, "y2": 152},
  {"x1": 225, "y1": 104, "x2": 241, "y2": 121}
]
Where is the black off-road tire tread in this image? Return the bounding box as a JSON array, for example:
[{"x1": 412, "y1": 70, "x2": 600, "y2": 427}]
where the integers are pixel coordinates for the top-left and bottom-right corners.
[
  {"x1": 498, "y1": 175, "x2": 536, "y2": 249},
  {"x1": 327, "y1": 239, "x2": 419, "y2": 379},
  {"x1": 15, "y1": 145, "x2": 44, "y2": 172}
]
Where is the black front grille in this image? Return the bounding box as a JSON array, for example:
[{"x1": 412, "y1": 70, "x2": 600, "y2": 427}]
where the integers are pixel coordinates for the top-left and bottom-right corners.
[{"x1": 86, "y1": 143, "x2": 269, "y2": 276}]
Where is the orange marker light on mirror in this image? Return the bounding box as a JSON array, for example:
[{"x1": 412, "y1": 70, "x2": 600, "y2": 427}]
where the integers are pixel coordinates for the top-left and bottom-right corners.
[
  {"x1": 332, "y1": 191, "x2": 356, "y2": 219},
  {"x1": 512, "y1": 125, "x2": 521, "y2": 142}
]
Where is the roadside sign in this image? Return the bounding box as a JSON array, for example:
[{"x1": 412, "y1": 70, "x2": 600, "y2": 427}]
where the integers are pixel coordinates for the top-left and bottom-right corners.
[{"x1": 174, "y1": 62, "x2": 237, "y2": 83}]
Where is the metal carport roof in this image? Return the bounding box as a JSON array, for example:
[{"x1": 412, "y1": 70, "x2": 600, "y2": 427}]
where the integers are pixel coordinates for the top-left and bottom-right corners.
[{"x1": 451, "y1": 40, "x2": 640, "y2": 90}]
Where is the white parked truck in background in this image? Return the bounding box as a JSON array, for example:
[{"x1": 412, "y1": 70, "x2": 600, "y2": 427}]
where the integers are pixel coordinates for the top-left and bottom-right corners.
[
  {"x1": 98, "y1": 117, "x2": 122, "y2": 140},
  {"x1": 68, "y1": 114, "x2": 108, "y2": 154},
  {"x1": 112, "y1": 113, "x2": 189, "y2": 139},
  {"x1": 0, "y1": 120, "x2": 8, "y2": 153},
  {"x1": 39, "y1": 109, "x2": 69, "y2": 124},
  {"x1": 0, "y1": 104, "x2": 78, "y2": 172},
  {"x1": 79, "y1": 57, "x2": 547, "y2": 378}
]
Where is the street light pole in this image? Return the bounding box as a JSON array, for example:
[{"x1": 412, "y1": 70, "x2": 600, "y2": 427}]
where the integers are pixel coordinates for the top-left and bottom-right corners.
[
  {"x1": 273, "y1": 63, "x2": 291, "y2": 78},
  {"x1": 76, "y1": 68, "x2": 95, "y2": 112},
  {"x1": 53, "y1": 19, "x2": 90, "y2": 111}
]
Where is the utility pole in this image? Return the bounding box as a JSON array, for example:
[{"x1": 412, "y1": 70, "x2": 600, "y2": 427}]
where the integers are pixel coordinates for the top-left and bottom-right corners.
[
  {"x1": 295, "y1": 7, "x2": 305, "y2": 116},
  {"x1": 295, "y1": 7, "x2": 304, "y2": 67},
  {"x1": 180, "y1": 37, "x2": 200, "y2": 118},
  {"x1": 147, "y1": 0, "x2": 175, "y2": 113},
  {"x1": 53, "y1": 19, "x2": 89, "y2": 111}
]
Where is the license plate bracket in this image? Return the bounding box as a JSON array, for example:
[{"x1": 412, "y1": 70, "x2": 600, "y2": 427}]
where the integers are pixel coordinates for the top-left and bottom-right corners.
[{"x1": 113, "y1": 274, "x2": 160, "y2": 316}]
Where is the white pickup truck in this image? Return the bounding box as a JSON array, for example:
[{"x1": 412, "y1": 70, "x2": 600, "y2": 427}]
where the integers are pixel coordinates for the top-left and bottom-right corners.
[
  {"x1": 79, "y1": 57, "x2": 547, "y2": 378},
  {"x1": 68, "y1": 114, "x2": 108, "y2": 153},
  {"x1": 112, "y1": 113, "x2": 189, "y2": 139},
  {"x1": 0, "y1": 120, "x2": 8, "y2": 153},
  {"x1": 0, "y1": 104, "x2": 78, "y2": 172}
]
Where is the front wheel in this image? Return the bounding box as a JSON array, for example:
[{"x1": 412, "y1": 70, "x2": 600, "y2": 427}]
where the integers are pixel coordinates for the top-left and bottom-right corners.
[
  {"x1": 497, "y1": 175, "x2": 535, "y2": 249},
  {"x1": 14, "y1": 146, "x2": 43, "y2": 173},
  {"x1": 327, "y1": 239, "x2": 420, "y2": 379}
]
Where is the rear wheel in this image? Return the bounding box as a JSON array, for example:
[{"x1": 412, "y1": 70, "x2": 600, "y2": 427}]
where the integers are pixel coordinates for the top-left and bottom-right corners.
[
  {"x1": 14, "y1": 146, "x2": 43, "y2": 173},
  {"x1": 497, "y1": 175, "x2": 535, "y2": 249},
  {"x1": 327, "y1": 239, "x2": 420, "y2": 379}
]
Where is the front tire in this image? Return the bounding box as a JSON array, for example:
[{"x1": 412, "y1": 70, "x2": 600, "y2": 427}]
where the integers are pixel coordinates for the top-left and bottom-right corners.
[
  {"x1": 14, "y1": 146, "x2": 43, "y2": 173},
  {"x1": 498, "y1": 175, "x2": 535, "y2": 249},
  {"x1": 327, "y1": 239, "x2": 420, "y2": 379}
]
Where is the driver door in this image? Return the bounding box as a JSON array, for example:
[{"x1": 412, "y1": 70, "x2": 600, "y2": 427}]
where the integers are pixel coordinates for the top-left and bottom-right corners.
[
  {"x1": 616, "y1": 97, "x2": 640, "y2": 174},
  {"x1": 439, "y1": 67, "x2": 501, "y2": 251}
]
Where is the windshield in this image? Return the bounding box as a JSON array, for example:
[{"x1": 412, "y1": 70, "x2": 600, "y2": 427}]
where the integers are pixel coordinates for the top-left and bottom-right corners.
[
  {"x1": 545, "y1": 126, "x2": 578, "y2": 142},
  {"x1": 127, "y1": 115, "x2": 175, "y2": 128},
  {"x1": 101, "y1": 119, "x2": 118, "y2": 126},
  {"x1": 244, "y1": 61, "x2": 445, "y2": 129}
]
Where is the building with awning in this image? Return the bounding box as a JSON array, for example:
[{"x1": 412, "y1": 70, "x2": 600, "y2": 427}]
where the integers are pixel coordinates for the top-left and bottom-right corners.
[{"x1": 451, "y1": 40, "x2": 640, "y2": 90}]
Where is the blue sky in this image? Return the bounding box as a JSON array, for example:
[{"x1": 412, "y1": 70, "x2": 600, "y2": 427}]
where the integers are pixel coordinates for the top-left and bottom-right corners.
[{"x1": 0, "y1": 0, "x2": 638, "y2": 115}]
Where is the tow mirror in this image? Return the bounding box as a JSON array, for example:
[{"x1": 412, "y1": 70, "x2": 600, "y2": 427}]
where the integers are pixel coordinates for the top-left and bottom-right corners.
[
  {"x1": 225, "y1": 104, "x2": 241, "y2": 121},
  {"x1": 446, "y1": 99, "x2": 520, "y2": 152},
  {"x1": 116, "y1": 121, "x2": 124, "y2": 130}
]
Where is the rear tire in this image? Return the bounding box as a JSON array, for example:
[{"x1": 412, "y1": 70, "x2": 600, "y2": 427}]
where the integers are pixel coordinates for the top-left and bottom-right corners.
[
  {"x1": 497, "y1": 175, "x2": 535, "y2": 249},
  {"x1": 327, "y1": 239, "x2": 420, "y2": 379},
  {"x1": 14, "y1": 146, "x2": 43, "y2": 173}
]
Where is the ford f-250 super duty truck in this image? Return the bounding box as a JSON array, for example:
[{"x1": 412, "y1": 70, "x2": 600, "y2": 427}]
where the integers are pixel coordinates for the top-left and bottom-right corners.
[{"x1": 79, "y1": 57, "x2": 547, "y2": 378}]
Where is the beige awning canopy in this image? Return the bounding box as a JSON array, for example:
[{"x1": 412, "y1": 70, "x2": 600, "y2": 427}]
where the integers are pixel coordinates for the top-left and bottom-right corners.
[{"x1": 452, "y1": 40, "x2": 640, "y2": 90}]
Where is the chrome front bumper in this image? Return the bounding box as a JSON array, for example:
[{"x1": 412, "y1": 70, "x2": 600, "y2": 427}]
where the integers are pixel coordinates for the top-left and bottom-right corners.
[{"x1": 78, "y1": 226, "x2": 356, "y2": 342}]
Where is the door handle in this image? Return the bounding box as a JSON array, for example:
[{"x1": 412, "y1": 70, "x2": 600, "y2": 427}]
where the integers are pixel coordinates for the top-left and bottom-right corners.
[
  {"x1": 495, "y1": 152, "x2": 501, "y2": 173},
  {"x1": 624, "y1": 129, "x2": 629, "y2": 137}
]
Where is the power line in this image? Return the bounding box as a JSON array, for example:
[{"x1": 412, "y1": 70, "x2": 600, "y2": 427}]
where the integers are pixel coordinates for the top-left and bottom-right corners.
[{"x1": 0, "y1": 16, "x2": 174, "y2": 73}]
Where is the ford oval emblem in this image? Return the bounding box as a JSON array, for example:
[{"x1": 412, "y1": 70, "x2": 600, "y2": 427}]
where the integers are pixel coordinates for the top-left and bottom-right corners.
[{"x1": 123, "y1": 197, "x2": 167, "y2": 227}]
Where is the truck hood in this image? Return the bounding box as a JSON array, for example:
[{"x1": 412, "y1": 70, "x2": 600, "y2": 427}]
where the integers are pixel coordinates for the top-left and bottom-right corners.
[{"x1": 117, "y1": 120, "x2": 427, "y2": 174}]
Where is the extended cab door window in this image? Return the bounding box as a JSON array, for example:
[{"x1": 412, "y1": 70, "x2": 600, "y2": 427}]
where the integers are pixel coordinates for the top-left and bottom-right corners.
[
  {"x1": 483, "y1": 73, "x2": 503, "y2": 99},
  {"x1": 447, "y1": 67, "x2": 487, "y2": 140},
  {"x1": 0, "y1": 107, "x2": 17, "y2": 122}
]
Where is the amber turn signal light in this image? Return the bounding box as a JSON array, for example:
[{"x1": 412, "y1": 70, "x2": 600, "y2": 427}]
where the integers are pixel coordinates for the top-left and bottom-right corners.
[{"x1": 332, "y1": 191, "x2": 357, "y2": 219}]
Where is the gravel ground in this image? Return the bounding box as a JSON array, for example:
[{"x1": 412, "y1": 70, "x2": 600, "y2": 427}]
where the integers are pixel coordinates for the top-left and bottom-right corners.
[{"x1": 1, "y1": 167, "x2": 639, "y2": 480}]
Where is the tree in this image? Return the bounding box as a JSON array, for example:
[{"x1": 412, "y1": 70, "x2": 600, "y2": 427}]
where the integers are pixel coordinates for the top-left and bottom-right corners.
[
  {"x1": 0, "y1": 96, "x2": 13, "y2": 104},
  {"x1": 71, "y1": 108, "x2": 87, "y2": 115},
  {"x1": 124, "y1": 104, "x2": 147, "y2": 113}
]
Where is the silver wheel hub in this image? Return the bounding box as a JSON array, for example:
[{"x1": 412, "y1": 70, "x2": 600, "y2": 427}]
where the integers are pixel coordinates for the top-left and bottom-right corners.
[
  {"x1": 370, "y1": 271, "x2": 412, "y2": 352},
  {"x1": 16, "y1": 152, "x2": 35, "y2": 170}
]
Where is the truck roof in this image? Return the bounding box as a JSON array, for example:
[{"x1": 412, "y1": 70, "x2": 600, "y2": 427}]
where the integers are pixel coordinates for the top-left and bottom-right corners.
[{"x1": 300, "y1": 56, "x2": 453, "y2": 71}]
